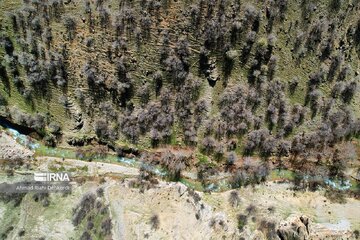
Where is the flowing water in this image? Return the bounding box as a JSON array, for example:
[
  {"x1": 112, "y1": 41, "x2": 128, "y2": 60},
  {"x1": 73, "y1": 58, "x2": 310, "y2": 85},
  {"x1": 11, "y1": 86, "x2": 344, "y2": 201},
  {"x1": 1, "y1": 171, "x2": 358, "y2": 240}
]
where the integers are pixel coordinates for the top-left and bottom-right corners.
[{"x1": 0, "y1": 122, "x2": 353, "y2": 192}]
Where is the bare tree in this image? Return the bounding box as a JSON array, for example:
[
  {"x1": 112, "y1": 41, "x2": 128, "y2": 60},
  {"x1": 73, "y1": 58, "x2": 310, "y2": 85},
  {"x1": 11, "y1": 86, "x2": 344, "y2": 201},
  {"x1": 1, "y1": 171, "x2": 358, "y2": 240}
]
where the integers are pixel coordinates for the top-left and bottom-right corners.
[
  {"x1": 229, "y1": 191, "x2": 240, "y2": 207},
  {"x1": 63, "y1": 17, "x2": 76, "y2": 41},
  {"x1": 150, "y1": 214, "x2": 160, "y2": 230}
]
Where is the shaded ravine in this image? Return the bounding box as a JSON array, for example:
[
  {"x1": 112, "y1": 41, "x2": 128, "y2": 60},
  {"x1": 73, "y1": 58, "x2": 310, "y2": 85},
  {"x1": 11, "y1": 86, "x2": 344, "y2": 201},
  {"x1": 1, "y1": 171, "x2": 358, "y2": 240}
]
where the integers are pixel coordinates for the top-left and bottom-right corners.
[{"x1": 0, "y1": 117, "x2": 36, "y2": 136}]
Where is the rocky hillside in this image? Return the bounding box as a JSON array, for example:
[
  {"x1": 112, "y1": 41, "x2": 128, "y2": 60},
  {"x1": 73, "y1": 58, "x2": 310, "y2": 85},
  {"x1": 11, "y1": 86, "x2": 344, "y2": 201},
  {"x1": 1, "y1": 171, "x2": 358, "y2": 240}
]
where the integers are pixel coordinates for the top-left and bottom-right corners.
[
  {"x1": 0, "y1": 130, "x2": 358, "y2": 240},
  {"x1": 0, "y1": 0, "x2": 360, "y2": 218}
]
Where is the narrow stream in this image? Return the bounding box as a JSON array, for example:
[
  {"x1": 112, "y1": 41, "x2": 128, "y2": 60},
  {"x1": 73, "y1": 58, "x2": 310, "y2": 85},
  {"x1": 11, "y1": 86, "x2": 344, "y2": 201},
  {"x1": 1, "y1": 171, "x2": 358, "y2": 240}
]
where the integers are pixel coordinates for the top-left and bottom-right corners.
[{"x1": 0, "y1": 122, "x2": 353, "y2": 192}]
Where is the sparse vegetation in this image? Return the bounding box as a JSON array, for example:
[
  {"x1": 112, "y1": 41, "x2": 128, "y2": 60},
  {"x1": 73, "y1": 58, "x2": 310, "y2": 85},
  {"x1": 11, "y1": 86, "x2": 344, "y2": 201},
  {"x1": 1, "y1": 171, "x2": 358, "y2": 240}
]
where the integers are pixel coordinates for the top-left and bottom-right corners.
[
  {"x1": 150, "y1": 214, "x2": 160, "y2": 230},
  {"x1": 0, "y1": 1, "x2": 359, "y2": 238},
  {"x1": 72, "y1": 191, "x2": 112, "y2": 239},
  {"x1": 228, "y1": 190, "x2": 240, "y2": 207},
  {"x1": 0, "y1": 0, "x2": 358, "y2": 176}
]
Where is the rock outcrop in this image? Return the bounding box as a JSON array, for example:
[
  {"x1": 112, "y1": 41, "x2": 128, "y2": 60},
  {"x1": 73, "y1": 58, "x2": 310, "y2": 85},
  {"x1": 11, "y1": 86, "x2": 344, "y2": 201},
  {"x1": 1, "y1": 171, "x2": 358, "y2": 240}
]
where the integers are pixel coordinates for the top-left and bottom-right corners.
[
  {"x1": 277, "y1": 215, "x2": 354, "y2": 240},
  {"x1": 277, "y1": 215, "x2": 310, "y2": 240},
  {"x1": 0, "y1": 132, "x2": 33, "y2": 161}
]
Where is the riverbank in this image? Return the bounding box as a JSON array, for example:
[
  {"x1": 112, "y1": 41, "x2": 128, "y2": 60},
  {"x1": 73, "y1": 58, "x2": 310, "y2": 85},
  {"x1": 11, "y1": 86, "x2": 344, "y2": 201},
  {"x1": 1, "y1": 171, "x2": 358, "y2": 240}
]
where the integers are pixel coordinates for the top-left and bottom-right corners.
[
  {"x1": 1, "y1": 127, "x2": 360, "y2": 239},
  {"x1": 1, "y1": 124, "x2": 358, "y2": 194}
]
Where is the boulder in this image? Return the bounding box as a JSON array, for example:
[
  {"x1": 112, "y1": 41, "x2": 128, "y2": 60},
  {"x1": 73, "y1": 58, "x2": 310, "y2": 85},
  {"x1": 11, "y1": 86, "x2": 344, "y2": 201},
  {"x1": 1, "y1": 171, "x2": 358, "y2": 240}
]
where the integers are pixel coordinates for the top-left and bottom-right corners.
[{"x1": 277, "y1": 215, "x2": 310, "y2": 240}]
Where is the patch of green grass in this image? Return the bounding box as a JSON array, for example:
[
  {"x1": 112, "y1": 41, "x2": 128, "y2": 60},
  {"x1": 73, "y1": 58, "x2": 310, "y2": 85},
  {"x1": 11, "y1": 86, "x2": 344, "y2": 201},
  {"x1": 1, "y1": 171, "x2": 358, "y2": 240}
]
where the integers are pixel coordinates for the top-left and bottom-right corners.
[
  {"x1": 349, "y1": 178, "x2": 359, "y2": 192},
  {"x1": 0, "y1": 202, "x2": 20, "y2": 238},
  {"x1": 269, "y1": 169, "x2": 295, "y2": 181},
  {"x1": 179, "y1": 178, "x2": 203, "y2": 192},
  {"x1": 35, "y1": 145, "x2": 77, "y2": 159},
  {"x1": 0, "y1": 0, "x2": 22, "y2": 22},
  {"x1": 48, "y1": 164, "x2": 65, "y2": 172},
  {"x1": 196, "y1": 152, "x2": 209, "y2": 164}
]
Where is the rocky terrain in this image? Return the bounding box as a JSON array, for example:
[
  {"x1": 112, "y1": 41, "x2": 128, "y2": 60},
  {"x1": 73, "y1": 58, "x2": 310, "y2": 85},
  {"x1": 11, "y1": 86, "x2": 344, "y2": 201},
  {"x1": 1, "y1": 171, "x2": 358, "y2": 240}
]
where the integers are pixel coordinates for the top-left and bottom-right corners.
[
  {"x1": 0, "y1": 133, "x2": 33, "y2": 162},
  {"x1": 0, "y1": 130, "x2": 359, "y2": 239},
  {"x1": 0, "y1": 0, "x2": 360, "y2": 239}
]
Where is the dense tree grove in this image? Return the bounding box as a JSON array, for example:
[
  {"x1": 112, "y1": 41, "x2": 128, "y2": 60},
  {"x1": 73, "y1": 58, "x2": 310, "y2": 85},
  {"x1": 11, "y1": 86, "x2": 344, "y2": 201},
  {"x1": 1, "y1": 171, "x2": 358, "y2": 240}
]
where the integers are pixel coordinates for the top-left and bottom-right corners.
[{"x1": 0, "y1": 0, "x2": 359, "y2": 190}]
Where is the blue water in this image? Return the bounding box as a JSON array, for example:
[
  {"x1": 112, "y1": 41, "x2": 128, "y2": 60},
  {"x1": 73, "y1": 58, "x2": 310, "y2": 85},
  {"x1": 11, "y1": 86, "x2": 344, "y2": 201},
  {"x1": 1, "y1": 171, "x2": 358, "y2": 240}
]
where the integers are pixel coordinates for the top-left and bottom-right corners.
[
  {"x1": 5, "y1": 125, "x2": 169, "y2": 177},
  {"x1": 1, "y1": 123, "x2": 354, "y2": 192},
  {"x1": 7, "y1": 128, "x2": 40, "y2": 150},
  {"x1": 324, "y1": 178, "x2": 352, "y2": 190},
  {"x1": 117, "y1": 157, "x2": 137, "y2": 166},
  {"x1": 117, "y1": 157, "x2": 167, "y2": 176},
  {"x1": 204, "y1": 183, "x2": 218, "y2": 191}
]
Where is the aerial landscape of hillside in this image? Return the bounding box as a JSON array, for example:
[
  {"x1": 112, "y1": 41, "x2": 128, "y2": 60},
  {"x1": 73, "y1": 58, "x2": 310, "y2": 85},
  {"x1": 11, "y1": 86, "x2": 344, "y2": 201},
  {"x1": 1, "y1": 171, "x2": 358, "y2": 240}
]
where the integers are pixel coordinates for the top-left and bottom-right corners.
[{"x1": 0, "y1": 0, "x2": 359, "y2": 239}]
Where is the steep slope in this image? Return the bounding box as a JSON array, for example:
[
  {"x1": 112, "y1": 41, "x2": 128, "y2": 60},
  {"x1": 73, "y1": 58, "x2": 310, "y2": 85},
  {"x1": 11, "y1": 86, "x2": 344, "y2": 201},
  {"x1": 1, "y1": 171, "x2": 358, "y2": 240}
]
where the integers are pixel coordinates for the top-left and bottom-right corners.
[{"x1": 0, "y1": 0, "x2": 359, "y2": 192}]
